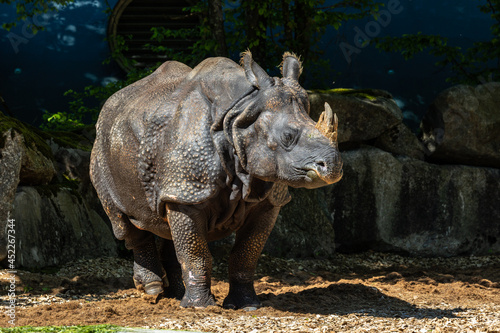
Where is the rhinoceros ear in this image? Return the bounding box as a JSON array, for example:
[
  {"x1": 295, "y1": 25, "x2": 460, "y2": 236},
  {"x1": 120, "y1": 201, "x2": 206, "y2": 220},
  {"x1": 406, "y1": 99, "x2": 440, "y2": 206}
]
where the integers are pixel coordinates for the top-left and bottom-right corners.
[
  {"x1": 240, "y1": 50, "x2": 274, "y2": 89},
  {"x1": 281, "y1": 52, "x2": 303, "y2": 81}
]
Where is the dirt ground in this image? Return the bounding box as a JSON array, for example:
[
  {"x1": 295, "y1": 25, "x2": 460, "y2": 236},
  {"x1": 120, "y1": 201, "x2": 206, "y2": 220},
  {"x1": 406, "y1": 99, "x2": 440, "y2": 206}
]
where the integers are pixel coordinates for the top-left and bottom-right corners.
[{"x1": 1, "y1": 250, "x2": 499, "y2": 332}]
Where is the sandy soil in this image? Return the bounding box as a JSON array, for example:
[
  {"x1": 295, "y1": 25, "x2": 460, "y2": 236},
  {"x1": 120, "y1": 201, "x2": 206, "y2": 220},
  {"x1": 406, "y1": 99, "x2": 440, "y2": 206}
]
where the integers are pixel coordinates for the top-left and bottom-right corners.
[{"x1": 1, "y1": 251, "x2": 499, "y2": 332}]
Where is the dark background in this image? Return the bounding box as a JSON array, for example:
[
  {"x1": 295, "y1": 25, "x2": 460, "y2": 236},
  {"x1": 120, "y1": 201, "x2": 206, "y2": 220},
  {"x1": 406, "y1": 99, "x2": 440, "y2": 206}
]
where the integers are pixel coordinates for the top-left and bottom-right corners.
[{"x1": 0, "y1": 0, "x2": 493, "y2": 126}]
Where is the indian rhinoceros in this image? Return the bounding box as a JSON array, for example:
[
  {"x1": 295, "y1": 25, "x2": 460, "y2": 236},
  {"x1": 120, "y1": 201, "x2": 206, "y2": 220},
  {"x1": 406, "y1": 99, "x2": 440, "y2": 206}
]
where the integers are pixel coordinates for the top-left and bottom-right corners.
[{"x1": 90, "y1": 51, "x2": 343, "y2": 309}]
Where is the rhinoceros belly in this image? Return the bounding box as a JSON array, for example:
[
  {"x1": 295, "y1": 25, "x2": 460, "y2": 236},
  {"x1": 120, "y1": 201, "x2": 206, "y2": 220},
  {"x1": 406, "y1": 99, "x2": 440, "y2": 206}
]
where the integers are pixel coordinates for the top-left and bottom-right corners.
[{"x1": 205, "y1": 194, "x2": 249, "y2": 241}]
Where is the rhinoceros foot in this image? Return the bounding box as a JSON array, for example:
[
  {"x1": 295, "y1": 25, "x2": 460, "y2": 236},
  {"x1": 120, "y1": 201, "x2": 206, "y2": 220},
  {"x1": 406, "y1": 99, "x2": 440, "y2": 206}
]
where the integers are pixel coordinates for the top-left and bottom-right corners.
[
  {"x1": 179, "y1": 289, "x2": 216, "y2": 308},
  {"x1": 133, "y1": 261, "x2": 167, "y2": 295},
  {"x1": 223, "y1": 281, "x2": 260, "y2": 311}
]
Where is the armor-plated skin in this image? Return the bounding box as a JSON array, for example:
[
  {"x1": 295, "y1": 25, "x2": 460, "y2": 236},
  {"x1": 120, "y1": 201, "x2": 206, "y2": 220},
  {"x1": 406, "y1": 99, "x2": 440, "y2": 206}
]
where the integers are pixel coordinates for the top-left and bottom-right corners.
[{"x1": 90, "y1": 51, "x2": 343, "y2": 309}]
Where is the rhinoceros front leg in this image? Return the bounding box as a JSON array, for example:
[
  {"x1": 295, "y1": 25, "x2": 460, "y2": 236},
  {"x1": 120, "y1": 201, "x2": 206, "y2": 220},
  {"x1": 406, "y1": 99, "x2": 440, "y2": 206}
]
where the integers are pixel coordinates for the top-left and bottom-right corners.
[
  {"x1": 223, "y1": 201, "x2": 280, "y2": 310},
  {"x1": 166, "y1": 206, "x2": 216, "y2": 308}
]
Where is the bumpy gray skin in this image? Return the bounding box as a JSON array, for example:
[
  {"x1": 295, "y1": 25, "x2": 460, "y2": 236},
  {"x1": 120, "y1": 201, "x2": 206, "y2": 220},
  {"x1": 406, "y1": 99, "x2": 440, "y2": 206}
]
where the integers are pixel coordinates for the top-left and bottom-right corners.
[{"x1": 90, "y1": 51, "x2": 343, "y2": 309}]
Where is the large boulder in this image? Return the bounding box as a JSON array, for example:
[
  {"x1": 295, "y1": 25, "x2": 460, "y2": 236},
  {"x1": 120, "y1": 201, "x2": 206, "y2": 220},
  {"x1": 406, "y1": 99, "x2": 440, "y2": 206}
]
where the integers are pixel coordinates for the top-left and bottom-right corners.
[
  {"x1": 18, "y1": 137, "x2": 56, "y2": 185},
  {"x1": 0, "y1": 113, "x2": 57, "y2": 186},
  {"x1": 374, "y1": 122, "x2": 428, "y2": 160},
  {"x1": 421, "y1": 82, "x2": 500, "y2": 168},
  {"x1": 13, "y1": 186, "x2": 117, "y2": 268},
  {"x1": 308, "y1": 89, "x2": 402, "y2": 144},
  {"x1": 0, "y1": 114, "x2": 118, "y2": 268},
  {"x1": 266, "y1": 187, "x2": 336, "y2": 258},
  {"x1": 328, "y1": 147, "x2": 500, "y2": 257}
]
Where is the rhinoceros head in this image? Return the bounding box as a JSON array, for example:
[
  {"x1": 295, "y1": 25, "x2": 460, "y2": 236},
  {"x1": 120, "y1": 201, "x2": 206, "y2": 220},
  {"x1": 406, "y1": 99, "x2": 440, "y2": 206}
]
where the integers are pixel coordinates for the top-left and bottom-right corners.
[{"x1": 222, "y1": 51, "x2": 343, "y2": 189}]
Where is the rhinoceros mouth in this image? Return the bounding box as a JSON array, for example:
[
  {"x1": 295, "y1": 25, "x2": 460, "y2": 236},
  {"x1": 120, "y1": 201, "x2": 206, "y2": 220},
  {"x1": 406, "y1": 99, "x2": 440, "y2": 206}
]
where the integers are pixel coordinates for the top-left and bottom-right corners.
[
  {"x1": 300, "y1": 168, "x2": 326, "y2": 187},
  {"x1": 301, "y1": 163, "x2": 343, "y2": 187},
  {"x1": 280, "y1": 161, "x2": 342, "y2": 188}
]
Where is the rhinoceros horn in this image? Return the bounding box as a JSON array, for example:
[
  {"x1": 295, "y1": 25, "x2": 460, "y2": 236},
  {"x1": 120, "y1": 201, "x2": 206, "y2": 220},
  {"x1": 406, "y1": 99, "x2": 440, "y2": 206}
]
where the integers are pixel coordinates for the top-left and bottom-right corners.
[{"x1": 315, "y1": 102, "x2": 338, "y2": 144}]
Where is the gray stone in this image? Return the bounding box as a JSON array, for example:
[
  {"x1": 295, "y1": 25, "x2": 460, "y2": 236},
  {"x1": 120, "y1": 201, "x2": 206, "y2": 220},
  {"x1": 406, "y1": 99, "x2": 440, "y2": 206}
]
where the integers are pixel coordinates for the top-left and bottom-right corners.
[
  {"x1": 374, "y1": 122, "x2": 429, "y2": 160},
  {"x1": 0, "y1": 114, "x2": 116, "y2": 267},
  {"x1": 266, "y1": 187, "x2": 336, "y2": 258},
  {"x1": 421, "y1": 82, "x2": 500, "y2": 168},
  {"x1": 0, "y1": 130, "x2": 23, "y2": 261},
  {"x1": 329, "y1": 147, "x2": 500, "y2": 256},
  {"x1": 50, "y1": 141, "x2": 92, "y2": 188},
  {"x1": 13, "y1": 186, "x2": 117, "y2": 268},
  {"x1": 19, "y1": 137, "x2": 56, "y2": 185},
  {"x1": 308, "y1": 90, "x2": 403, "y2": 144},
  {"x1": 0, "y1": 114, "x2": 56, "y2": 186}
]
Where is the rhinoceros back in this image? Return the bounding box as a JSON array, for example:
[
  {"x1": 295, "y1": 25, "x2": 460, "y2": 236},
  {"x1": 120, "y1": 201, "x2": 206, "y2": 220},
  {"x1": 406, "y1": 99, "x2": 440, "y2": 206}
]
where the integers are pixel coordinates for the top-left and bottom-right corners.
[{"x1": 90, "y1": 61, "x2": 192, "y2": 218}]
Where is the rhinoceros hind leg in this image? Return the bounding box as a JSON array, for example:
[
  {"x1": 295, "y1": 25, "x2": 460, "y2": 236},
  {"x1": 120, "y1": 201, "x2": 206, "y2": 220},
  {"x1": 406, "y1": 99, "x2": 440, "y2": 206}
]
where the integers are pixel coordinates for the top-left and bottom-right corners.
[
  {"x1": 158, "y1": 238, "x2": 185, "y2": 299},
  {"x1": 129, "y1": 231, "x2": 167, "y2": 296}
]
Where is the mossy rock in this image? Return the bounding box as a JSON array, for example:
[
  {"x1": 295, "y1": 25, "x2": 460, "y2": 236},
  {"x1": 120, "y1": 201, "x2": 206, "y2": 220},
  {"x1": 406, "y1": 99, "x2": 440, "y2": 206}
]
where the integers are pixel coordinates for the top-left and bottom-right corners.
[
  {"x1": 1, "y1": 114, "x2": 95, "y2": 186},
  {"x1": 1, "y1": 114, "x2": 94, "y2": 155},
  {"x1": 41, "y1": 128, "x2": 94, "y2": 152},
  {"x1": 307, "y1": 88, "x2": 402, "y2": 144},
  {"x1": 0, "y1": 113, "x2": 54, "y2": 160}
]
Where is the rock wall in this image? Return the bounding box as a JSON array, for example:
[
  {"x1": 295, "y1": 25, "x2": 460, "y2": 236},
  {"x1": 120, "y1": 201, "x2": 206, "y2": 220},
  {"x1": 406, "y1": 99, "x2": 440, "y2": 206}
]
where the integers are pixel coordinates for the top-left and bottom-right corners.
[
  {"x1": 330, "y1": 147, "x2": 500, "y2": 256},
  {"x1": 0, "y1": 114, "x2": 117, "y2": 268},
  {"x1": 13, "y1": 186, "x2": 116, "y2": 268},
  {"x1": 267, "y1": 85, "x2": 500, "y2": 258},
  {"x1": 421, "y1": 82, "x2": 500, "y2": 168},
  {"x1": 2, "y1": 83, "x2": 499, "y2": 267}
]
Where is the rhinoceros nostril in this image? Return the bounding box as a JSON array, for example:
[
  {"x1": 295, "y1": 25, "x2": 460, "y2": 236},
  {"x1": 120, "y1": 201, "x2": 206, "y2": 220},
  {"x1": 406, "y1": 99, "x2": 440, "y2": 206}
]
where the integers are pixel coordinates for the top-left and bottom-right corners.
[{"x1": 315, "y1": 161, "x2": 328, "y2": 174}]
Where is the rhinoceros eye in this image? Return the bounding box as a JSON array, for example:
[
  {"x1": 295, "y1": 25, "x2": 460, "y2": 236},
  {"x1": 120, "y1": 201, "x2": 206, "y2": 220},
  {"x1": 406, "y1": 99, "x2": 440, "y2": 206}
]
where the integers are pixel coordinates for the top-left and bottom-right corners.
[{"x1": 281, "y1": 130, "x2": 298, "y2": 149}]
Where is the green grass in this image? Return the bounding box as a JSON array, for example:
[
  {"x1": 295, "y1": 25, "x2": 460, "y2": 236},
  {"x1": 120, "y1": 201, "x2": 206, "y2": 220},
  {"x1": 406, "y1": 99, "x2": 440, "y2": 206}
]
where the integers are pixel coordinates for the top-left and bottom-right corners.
[{"x1": 0, "y1": 325, "x2": 119, "y2": 333}]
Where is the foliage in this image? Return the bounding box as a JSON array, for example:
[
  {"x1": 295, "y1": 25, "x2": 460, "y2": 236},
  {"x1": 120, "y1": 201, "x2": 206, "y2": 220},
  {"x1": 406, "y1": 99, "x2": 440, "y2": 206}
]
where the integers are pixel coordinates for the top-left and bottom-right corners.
[
  {"x1": 0, "y1": 325, "x2": 119, "y2": 333},
  {"x1": 0, "y1": 0, "x2": 72, "y2": 32},
  {"x1": 41, "y1": 0, "x2": 383, "y2": 130},
  {"x1": 227, "y1": 0, "x2": 383, "y2": 74},
  {"x1": 146, "y1": 1, "x2": 215, "y2": 66},
  {"x1": 374, "y1": 0, "x2": 500, "y2": 84},
  {"x1": 41, "y1": 68, "x2": 154, "y2": 130},
  {"x1": 145, "y1": 0, "x2": 383, "y2": 77}
]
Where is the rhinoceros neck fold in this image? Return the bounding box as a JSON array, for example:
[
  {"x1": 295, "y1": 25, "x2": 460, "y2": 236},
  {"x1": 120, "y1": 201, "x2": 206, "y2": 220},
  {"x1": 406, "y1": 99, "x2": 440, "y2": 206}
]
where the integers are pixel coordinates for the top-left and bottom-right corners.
[
  {"x1": 210, "y1": 86, "x2": 257, "y2": 135},
  {"x1": 209, "y1": 86, "x2": 275, "y2": 204},
  {"x1": 209, "y1": 87, "x2": 257, "y2": 175}
]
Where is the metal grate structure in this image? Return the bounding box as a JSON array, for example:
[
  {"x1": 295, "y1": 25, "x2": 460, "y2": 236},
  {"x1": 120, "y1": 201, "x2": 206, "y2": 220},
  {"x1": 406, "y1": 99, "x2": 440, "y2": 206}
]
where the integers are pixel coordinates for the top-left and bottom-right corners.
[{"x1": 107, "y1": 0, "x2": 199, "y2": 72}]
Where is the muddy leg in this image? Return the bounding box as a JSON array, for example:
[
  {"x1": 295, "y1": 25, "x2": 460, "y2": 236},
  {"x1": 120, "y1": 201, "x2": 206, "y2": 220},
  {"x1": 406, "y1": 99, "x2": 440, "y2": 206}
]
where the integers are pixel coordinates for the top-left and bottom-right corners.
[
  {"x1": 158, "y1": 238, "x2": 185, "y2": 299},
  {"x1": 99, "y1": 198, "x2": 166, "y2": 296},
  {"x1": 167, "y1": 206, "x2": 215, "y2": 308},
  {"x1": 126, "y1": 228, "x2": 166, "y2": 296},
  {"x1": 223, "y1": 202, "x2": 280, "y2": 310}
]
